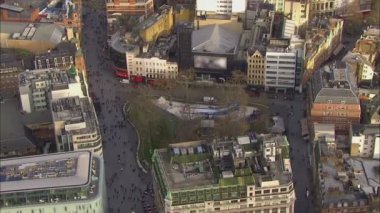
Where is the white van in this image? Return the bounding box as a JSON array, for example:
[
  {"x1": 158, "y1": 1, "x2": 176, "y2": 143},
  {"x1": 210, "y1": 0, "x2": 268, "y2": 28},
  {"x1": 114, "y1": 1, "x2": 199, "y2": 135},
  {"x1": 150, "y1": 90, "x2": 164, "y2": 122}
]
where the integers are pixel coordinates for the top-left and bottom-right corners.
[{"x1": 120, "y1": 79, "x2": 130, "y2": 84}]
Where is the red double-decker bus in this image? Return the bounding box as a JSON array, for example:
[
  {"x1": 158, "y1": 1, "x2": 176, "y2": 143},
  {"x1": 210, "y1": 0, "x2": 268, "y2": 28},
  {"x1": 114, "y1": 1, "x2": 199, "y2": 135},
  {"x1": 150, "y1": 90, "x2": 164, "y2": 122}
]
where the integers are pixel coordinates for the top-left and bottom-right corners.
[{"x1": 114, "y1": 71, "x2": 129, "y2": 79}]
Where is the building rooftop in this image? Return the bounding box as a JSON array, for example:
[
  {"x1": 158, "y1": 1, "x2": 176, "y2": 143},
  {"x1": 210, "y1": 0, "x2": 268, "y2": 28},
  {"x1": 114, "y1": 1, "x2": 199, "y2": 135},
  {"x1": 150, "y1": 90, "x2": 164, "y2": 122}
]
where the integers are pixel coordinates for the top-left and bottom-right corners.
[
  {"x1": 136, "y1": 35, "x2": 177, "y2": 59},
  {"x1": 0, "y1": 98, "x2": 36, "y2": 157},
  {"x1": 19, "y1": 67, "x2": 78, "y2": 95},
  {"x1": 134, "y1": 5, "x2": 172, "y2": 32},
  {"x1": 0, "y1": 151, "x2": 91, "y2": 193},
  {"x1": 0, "y1": 21, "x2": 64, "y2": 44},
  {"x1": 361, "y1": 26, "x2": 380, "y2": 40},
  {"x1": 306, "y1": 18, "x2": 343, "y2": 59},
  {"x1": 351, "y1": 124, "x2": 380, "y2": 136},
  {"x1": 153, "y1": 135, "x2": 292, "y2": 193},
  {"x1": 192, "y1": 24, "x2": 241, "y2": 55},
  {"x1": 0, "y1": 0, "x2": 47, "y2": 18},
  {"x1": 319, "y1": 142, "x2": 380, "y2": 208},
  {"x1": 51, "y1": 96, "x2": 99, "y2": 135},
  {"x1": 311, "y1": 63, "x2": 360, "y2": 104},
  {"x1": 35, "y1": 50, "x2": 72, "y2": 61},
  {"x1": 109, "y1": 31, "x2": 136, "y2": 54}
]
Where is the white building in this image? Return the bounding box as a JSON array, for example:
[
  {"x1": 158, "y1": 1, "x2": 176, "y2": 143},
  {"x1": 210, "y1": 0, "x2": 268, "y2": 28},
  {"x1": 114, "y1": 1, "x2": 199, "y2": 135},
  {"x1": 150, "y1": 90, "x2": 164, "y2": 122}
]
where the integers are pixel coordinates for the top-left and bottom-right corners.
[
  {"x1": 267, "y1": 0, "x2": 284, "y2": 11},
  {"x1": 350, "y1": 124, "x2": 380, "y2": 158},
  {"x1": 314, "y1": 123, "x2": 335, "y2": 143},
  {"x1": 265, "y1": 42, "x2": 297, "y2": 92},
  {"x1": 342, "y1": 52, "x2": 375, "y2": 84},
  {"x1": 282, "y1": 19, "x2": 295, "y2": 38},
  {"x1": 19, "y1": 67, "x2": 84, "y2": 113},
  {"x1": 196, "y1": 0, "x2": 247, "y2": 15},
  {"x1": 126, "y1": 46, "x2": 178, "y2": 81},
  {"x1": 51, "y1": 96, "x2": 103, "y2": 156},
  {"x1": 0, "y1": 151, "x2": 107, "y2": 212}
]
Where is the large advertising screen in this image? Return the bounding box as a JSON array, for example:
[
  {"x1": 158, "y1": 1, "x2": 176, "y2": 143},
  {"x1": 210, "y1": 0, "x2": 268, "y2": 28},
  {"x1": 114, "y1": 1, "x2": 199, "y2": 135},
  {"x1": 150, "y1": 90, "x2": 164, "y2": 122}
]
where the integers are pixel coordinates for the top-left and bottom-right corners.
[{"x1": 194, "y1": 55, "x2": 227, "y2": 70}]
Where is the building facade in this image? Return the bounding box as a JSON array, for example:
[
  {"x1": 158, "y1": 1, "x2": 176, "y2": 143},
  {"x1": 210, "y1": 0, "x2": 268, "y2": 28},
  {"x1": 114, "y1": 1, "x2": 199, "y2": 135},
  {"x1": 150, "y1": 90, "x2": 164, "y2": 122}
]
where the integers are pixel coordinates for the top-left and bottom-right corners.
[
  {"x1": 309, "y1": 0, "x2": 337, "y2": 17},
  {"x1": 126, "y1": 46, "x2": 178, "y2": 82},
  {"x1": 0, "y1": 67, "x2": 22, "y2": 97},
  {"x1": 177, "y1": 22, "x2": 194, "y2": 70},
  {"x1": 352, "y1": 27, "x2": 379, "y2": 67},
  {"x1": 303, "y1": 18, "x2": 343, "y2": 84},
  {"x1": 246, "y1": 49, "x2": 265, "y2": 86},
  {"x1": 265, "y1": 39, "x2": 297, "y2": 92},
  {"x1": 0, "y1": 151, "x2": 107, "y2": 212},
  {"x1": 34, "y1": 51, "x2": 74, "y2": 70},
  {"x1": 267, "y1": 0, "x2": 285, "y2": 11},
  {"x1": 314, "y1": 141, "x2": 380, "y2": 213},
  {"x1": 19, "y1": 67, "x2": 84, "y2": 113},
  {"x1": 106, "y1": 0, "x2": 154, "y2": 17},
  {"x1": 52, "y1": 96, "x2": 103, "y2": 156},
  {"x1": 135, "y1": 5, "x2": 174, "y2": 43},
  {"x1": 191, "y1": 24, "x2": 241, "y2": 80},
  {"x1": 350, "y1": 124, "x2": 380, "y2": 159},
  {"x1": 0, "y1": 22, "x2": 66, "y2": 54},
  {"x1": 283, "y1": 0, "x2": 309, "y2": 35},
  {"x1": 152, "y1": 137, "x2": 295, "y2": 213},
  {"x1": 310, "y1": 63, "x2": 361, "y2": 134},
  {"x1": 196, "y1": 0, "x2": 247, "y2": 15},
  {"x1": 0, "y1": 0, "x2": 41, "y2": 22}
]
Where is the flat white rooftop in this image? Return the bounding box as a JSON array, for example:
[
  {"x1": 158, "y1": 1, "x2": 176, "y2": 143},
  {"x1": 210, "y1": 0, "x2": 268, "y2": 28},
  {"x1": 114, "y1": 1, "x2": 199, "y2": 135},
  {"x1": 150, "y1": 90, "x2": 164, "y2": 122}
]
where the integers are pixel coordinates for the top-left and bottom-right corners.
[{"x1": 0, "y1": 151, "x2": 91, "y2": 193}]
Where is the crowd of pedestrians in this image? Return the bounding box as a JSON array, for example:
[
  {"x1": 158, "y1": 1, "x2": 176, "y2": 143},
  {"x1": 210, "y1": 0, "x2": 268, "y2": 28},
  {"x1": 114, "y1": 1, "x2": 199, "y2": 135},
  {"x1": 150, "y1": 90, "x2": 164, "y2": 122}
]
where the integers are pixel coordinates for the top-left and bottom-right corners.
[{"x1": 81, "y1": 1, "x2": 155, "y2": 212}]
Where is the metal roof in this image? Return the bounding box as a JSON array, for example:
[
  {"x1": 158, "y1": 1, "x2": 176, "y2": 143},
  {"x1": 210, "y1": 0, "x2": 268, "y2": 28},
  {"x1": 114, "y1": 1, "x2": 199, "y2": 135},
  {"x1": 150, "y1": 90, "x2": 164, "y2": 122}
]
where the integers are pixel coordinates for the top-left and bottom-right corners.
[
  {"x1": 0, "y1": 21, "x2": 64, "y2": 45},
  {"x1": 0, "y1": 151, "x2": 91, "y2": 193},
  {"x1": 0, "y1": 3, "x2": 24, "y2": 12},
  {"x1": 192, "y1": 24, "x2": 241, "y2": 55}
]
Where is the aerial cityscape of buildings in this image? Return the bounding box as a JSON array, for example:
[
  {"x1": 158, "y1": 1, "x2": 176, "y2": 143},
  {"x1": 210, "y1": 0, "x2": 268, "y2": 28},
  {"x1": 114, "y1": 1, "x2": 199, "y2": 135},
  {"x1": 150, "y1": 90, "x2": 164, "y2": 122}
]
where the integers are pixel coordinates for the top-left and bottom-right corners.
[{"x1": 0, "y1": 0, "x2": 379, "y2": 212}]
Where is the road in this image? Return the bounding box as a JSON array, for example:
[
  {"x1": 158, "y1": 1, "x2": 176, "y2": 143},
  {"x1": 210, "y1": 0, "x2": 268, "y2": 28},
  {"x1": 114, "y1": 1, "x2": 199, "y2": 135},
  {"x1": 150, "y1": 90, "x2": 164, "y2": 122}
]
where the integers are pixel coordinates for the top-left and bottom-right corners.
[
  {"x1": 80, "y1": 1, "x2": 153, "y2": 213},
  {"x1": 266, "y1": 93, "x2": 314, "y2": 213}
]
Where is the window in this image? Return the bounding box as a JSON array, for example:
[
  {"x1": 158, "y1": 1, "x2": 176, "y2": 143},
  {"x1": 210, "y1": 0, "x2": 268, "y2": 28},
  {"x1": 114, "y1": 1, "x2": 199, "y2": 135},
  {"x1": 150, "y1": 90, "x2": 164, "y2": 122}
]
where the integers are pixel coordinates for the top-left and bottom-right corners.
[
  {"x1": 264, "y1": 189, "x2": 270, "y2": 194},
  {"x1": 255, "y1": 190, "x2": 261, "y2": 194},
  {"x1": 272, "y1": 188, "x2": 278, "y2": 193},
  {"x1": 280, "y1": 187, "x2": 287, "y2": 192}
]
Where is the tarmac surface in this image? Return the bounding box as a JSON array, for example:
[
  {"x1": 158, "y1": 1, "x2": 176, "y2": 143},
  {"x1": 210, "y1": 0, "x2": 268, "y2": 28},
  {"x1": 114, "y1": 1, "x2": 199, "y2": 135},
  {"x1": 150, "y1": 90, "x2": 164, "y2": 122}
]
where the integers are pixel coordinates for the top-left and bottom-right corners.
[
  {"x1": 267, "y1": 93, "x2": 315, "y2": 213},
  {"x1": 81, "y1": 2, "x2": 154, "y2": 213}
]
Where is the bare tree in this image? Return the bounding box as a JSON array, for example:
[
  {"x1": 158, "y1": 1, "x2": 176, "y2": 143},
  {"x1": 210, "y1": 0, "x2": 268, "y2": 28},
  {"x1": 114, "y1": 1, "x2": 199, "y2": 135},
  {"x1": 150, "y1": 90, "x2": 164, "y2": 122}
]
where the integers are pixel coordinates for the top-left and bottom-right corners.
[{"x1": 230, "y1": 69, "x2": 247, "y2": 85}]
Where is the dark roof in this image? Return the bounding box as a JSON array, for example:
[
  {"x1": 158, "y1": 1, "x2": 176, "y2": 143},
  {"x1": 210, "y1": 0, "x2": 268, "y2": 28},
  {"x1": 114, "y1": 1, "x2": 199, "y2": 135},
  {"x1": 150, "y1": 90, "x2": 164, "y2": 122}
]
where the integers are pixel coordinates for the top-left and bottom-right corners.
[
  {"x1": 0, "y1": 98, "x2": 36, "y2": 154},
  {"x1": 192, "y1": 24, "x2": 241, "y2": 54},
  {"x1": 22, "y1": 110, "x2": 52, "y2": 125},
  {"x1": 311, "y1": 65, "x2": 359, "y2": 104},
  {"x1": 351, "y1": 124, "x2": 380, "y2": 136}
]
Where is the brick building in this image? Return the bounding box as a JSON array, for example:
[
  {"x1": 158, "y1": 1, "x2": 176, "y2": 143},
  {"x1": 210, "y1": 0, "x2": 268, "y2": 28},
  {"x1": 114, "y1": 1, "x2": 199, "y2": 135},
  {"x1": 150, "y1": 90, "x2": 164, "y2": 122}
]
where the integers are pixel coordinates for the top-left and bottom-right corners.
[
  {"x1": 106, "y1": 0, "x2": 154, "y2": 17},
  {"x1": 0, "y1": 0, "x2": 45, "y2": 22},
  {"x1": 309, "y1": 62, "x2": 361, "y2": 134}
]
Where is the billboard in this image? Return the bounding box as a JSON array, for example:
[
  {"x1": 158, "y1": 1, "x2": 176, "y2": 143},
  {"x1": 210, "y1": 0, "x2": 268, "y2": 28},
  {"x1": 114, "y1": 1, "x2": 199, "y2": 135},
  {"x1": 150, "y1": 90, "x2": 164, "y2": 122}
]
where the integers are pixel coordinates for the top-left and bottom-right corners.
[{"x1": 194, "y1": 55, "x2": 227, "y2": 70}]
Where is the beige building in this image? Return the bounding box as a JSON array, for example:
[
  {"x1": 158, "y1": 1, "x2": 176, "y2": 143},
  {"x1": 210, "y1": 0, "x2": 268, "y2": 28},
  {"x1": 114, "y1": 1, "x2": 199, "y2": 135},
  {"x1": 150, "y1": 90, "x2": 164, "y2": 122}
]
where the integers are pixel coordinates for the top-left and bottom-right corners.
[
  {"x1": 152, "y1": 136, "x2": 295, "y2": 213},
  {"x1": 303, "y1": 18, "x2": 343, "y2": 84},
  {"x1": 283, "y1": 0, "x2": 309, "y2": 35},
  {"x1": 246, "y1": 48, "x2": 265, "y2": 86},
  {"x1": 0, "y1": 22, "x2": 65, "y2": 54},
  {"x1": 309, "y1": 0, "x2": 336, "y2": 17}
]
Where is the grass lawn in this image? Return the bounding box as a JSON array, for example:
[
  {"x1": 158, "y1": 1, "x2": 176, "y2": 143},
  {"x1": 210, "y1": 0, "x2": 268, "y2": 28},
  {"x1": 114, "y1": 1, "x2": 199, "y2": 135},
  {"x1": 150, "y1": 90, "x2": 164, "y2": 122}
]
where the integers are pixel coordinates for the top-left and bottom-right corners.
[{"x1": 128, "y1": 102, "x2": 176, "y2": 164}]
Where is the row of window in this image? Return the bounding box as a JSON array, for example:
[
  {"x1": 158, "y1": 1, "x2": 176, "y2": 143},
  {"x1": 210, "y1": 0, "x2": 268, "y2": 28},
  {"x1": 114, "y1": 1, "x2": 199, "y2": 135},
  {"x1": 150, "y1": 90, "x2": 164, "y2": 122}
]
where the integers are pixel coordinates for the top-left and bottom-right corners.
[
  {"x1": 0, "y1": 74, "x2": 18, "y2": 78},
  {"x1": 311, "y1": 2, "x2": 335, "y2": 11}
]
